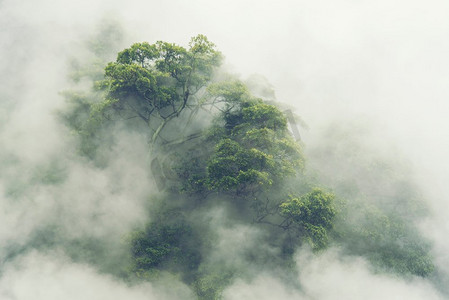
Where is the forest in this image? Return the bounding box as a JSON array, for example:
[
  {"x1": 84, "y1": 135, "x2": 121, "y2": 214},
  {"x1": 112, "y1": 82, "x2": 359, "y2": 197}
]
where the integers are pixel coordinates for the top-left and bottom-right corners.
[{"x1": 54, "y1": 26, "x2": 436, "y2": 299}]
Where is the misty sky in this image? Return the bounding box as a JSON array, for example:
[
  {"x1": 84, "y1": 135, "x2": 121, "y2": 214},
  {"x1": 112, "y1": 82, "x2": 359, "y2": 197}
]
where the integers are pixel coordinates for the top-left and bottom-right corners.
[{"x1": 1, "y1": 0, "x2": 449, "y2": 299}]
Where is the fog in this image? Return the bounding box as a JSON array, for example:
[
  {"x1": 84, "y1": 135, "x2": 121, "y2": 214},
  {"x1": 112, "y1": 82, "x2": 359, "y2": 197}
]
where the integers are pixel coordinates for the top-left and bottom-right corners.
[
  {"x1": 1, "y1": 0, "x2": 449, "y2": 299},
  {"x1": 225, "y1": 249, "x2": 444, "y2": 300}
]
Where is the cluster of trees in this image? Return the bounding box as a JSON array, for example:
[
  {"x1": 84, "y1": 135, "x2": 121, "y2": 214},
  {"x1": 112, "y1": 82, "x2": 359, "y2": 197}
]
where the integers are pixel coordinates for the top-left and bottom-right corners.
[{"x1": 62, "y1": 31, "x2": 435, "y2": 299}]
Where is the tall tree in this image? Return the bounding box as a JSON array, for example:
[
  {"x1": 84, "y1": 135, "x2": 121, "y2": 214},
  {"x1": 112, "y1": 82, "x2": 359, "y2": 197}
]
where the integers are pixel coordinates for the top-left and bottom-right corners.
[
  {"x1": 99, "y1": 34, "x2": 222, "y2": 148},
  {"x1": 61, "y1": 34, "x2": 435, "y2": 300}
]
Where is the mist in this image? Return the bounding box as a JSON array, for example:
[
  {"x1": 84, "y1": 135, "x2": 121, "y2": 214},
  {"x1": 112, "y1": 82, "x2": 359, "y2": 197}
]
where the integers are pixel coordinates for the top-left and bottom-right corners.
[{"x1": 1, "y1": 0, "x2": 449, "y2": 299}]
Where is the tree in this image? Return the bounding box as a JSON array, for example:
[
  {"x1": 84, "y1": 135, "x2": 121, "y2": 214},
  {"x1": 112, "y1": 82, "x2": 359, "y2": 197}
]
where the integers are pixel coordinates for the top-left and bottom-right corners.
[
  {"x1": 280, "y1": 189, "x2": 336, "y2": 250},
  {"x1": 129, "y1": 211, "x2": 201, "y2": 279},
  {"x1": 174, "y1": 80, "x2": 305, "y2": 197},
  {"x1": 206, "y1": 99, "x2": 304, "y2": 193},
  {"x1": 62, "y1": 34, "x2": 435, "y2": 300},
  {"x1": 334, "y1": 204, "x2": 434, "y2": 276},
  {"x1": 99, "y1": 34, "x2": 222, "y2": 148},
  {"x1": 60, "y1": 21, "x2": 125, "y2": 159}
]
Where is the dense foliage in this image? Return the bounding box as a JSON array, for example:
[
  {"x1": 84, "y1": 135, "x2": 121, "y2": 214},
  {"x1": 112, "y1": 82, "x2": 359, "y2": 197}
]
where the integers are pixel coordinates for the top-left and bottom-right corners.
[{"x1": 61, "y1": 32, "x2": 435, "y2": 299}]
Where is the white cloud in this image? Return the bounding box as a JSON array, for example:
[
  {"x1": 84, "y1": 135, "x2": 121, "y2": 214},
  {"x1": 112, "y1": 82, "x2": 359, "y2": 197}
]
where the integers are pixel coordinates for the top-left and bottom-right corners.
[
  {"x1": 1, "y1": 0, "x2": 449, "y2": 298},
  {"x1": 224, "y1": 249, "x2": 444, "y2": 300},
  {"x1": 0, "y1": 251, "x2": 193, "y2": 300}
]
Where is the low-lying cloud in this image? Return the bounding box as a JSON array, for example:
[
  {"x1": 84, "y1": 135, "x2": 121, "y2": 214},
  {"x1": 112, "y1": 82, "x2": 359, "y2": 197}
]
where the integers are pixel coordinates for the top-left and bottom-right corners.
[
  {"x1": 225, "y1": 249, "x2": 444, "y2": 300},
  {"x1": 1, "y1": 0, "x2": 449, "y2": 299}
]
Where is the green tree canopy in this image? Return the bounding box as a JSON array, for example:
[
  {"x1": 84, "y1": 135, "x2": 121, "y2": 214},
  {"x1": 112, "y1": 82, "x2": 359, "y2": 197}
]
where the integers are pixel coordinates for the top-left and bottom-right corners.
[
  {"x1": 61, "y1": 33, "x2": 436, "y2": 300},
  {"x1": 99, "y1": 34, "x2": 222, "y2": 146},
  {"x1": 280, "y1": 189, "x2": 336, "y2": 250}
]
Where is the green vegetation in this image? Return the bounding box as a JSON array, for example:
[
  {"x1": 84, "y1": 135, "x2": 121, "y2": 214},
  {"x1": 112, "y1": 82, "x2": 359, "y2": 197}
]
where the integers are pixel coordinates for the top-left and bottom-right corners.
[
  {"x1": 61, "y1": 31, "x2": 435, "y2": 299},
  {"x1": 309, "y1": 123, "x2": 435, "y2": 277},
  {"x1": 99, "y1": 34, "x2": 221, "y2": 147},
  {"x1": 280, "y1": 189, "x2": 336, "y2": 250}
]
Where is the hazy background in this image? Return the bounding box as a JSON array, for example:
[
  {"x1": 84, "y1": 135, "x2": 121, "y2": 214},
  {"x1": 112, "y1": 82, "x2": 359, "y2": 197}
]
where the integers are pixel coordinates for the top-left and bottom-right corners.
[{"x1": 1, "y1": 0, "x2": 449, "y2": 299}]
